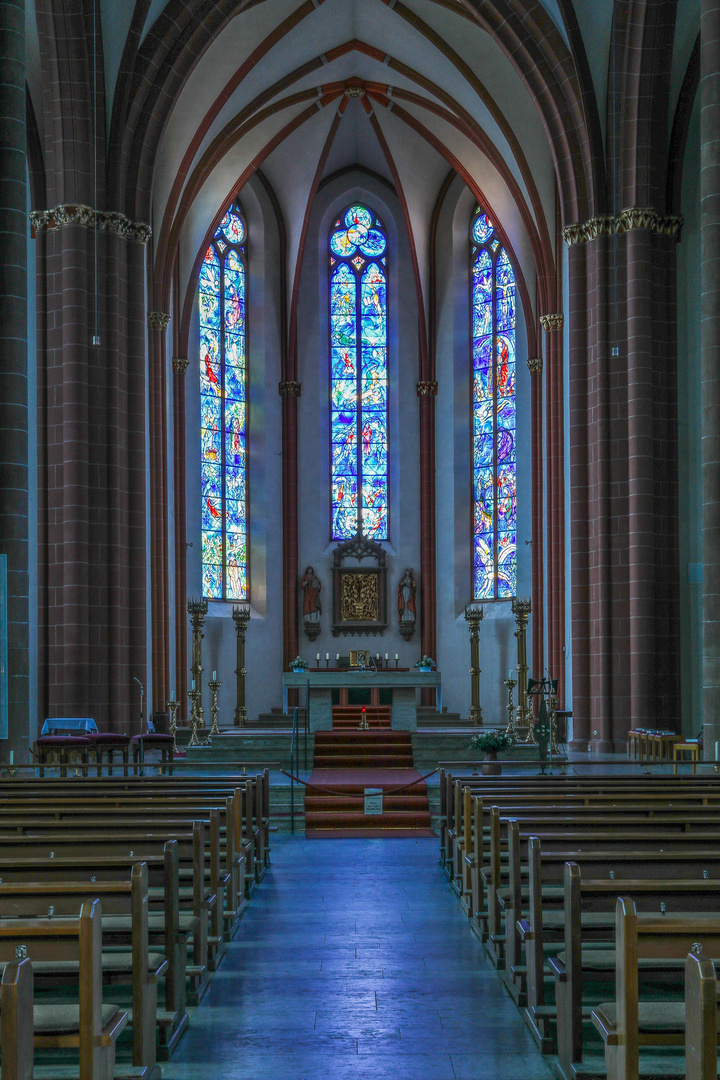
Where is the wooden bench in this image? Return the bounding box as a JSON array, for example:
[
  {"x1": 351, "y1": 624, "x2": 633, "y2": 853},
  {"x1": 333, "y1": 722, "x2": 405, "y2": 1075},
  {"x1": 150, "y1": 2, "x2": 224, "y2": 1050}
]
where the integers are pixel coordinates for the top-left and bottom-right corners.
[
  {"x1": 0, "y1": 958, "x2": 33, "y2": 1080},
  {"x1": 684, "y1": 947, "x2": 719, "y2": 1080},
  {"x1": 0, "y1": 900, "x2": 128, "y2": 1080},
  {"x1": 550, "y1": 862, "x2": 720, "y2": 1079},
  {"x1": 591, "y1": 899, "x2": 720, "y2": 1080},
  {"x1": 0, "y1": 863, "x2": 163, "y2": 1078}
]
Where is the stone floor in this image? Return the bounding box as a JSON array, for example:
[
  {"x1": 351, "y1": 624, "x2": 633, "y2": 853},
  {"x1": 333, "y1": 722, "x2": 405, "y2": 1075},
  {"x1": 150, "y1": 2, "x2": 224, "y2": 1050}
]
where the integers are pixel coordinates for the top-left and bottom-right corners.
[{"x1": 160, "y1": 834, "x2": 554, "y2": 1080}]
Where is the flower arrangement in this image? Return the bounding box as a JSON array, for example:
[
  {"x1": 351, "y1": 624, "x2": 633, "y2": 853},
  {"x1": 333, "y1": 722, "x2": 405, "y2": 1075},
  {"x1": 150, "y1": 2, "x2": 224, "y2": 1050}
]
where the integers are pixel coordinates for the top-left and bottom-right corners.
[
  {"x1": 289, "y1": 656, "x2": 308, "y2": 671},
  {"x1": 414, "y1": 655, "x2": 436, "y2": 670},
  {"x1": 467, "y1": 730, "x2": 515, "y2": 755}
]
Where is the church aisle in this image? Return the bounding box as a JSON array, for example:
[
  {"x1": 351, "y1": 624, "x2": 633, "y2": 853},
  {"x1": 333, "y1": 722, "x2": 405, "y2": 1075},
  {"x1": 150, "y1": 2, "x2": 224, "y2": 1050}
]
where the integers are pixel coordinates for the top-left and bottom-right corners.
[{"x1": 160, "y1": 836, "x2": 553, "y2": 1080}]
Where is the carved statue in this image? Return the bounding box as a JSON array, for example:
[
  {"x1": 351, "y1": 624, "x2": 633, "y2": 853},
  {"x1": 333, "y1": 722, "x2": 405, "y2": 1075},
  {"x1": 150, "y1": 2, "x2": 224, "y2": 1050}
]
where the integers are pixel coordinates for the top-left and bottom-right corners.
[
  {"x1": 397, "y1": 568, "x2": 417, "y2": 640},
  {"x1": 300, "y1": 566, "x2": 322, "y2": 640},
  {"x1": 398, "y1": 568, "x2": 416, "y2": 622}
]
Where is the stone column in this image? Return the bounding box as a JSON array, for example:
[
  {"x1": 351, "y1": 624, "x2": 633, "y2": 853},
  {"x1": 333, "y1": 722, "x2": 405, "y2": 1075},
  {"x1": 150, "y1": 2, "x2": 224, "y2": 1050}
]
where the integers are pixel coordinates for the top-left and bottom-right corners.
[
  {"x1": 418, "y1": 380, "x2": 437, "y2": 707},
  {"x1": 172, "y1": 357, "x2": 189, "y2": 719},
  {"x1": 148, "y1": 310, "x2": 170, "y2": 712},
  {"x1": 702, "y1": 0, "x2": 720, "y2": 756},
  {"x1": 0, "y1": 0, "x2": 28, "y2": 759},
  {"x1": 279, "y1": 381, "x2": 300, "y2": 671}
]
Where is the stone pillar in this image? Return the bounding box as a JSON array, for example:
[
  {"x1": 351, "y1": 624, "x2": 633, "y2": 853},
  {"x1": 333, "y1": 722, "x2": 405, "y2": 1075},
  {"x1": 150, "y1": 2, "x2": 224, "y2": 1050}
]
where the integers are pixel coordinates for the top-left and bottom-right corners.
[
  {"x1": 279, "y1": 381, "x2": 300, "y2": 670},
  {"x1": 172, "y1": 356, "x2": 189, "y2": 719},
  {"x1": 148, "y1": 310, "x2": 170, "y2": 712},
  {"x1": 0, "y1": 0, "x2": 28, "y2": 759},
  {"x1": 529, "y1": 352, "x2": 544, "y2": 695},
  {"x1": 702, "y1": 0, "x2": 720, "y2": 755},
  {"x1": 418, "y1": 381, "x2": 437, "y2": 706}
]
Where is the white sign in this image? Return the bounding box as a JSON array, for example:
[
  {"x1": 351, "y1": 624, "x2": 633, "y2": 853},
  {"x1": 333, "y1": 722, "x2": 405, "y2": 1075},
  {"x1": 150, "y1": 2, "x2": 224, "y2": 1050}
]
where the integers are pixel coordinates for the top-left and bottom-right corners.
[{"x1": 364, "y1": 788, "x2": 383, "y2": 815}]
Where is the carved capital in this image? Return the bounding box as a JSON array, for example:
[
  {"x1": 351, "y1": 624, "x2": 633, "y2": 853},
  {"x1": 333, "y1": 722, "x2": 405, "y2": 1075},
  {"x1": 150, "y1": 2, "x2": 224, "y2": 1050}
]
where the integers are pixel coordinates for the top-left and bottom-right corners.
[
  {"x1": 562, "y1": 207, "x2": 683, "y2": 245},
  {"x1": 148, "y1": 311, "x2": 170, "y2": 331},
  {"x1": 416, "y1": 380, "x2": 438, "y2": 396},
  {"x1": 540, "y1": 313, "x2": 564, "y2": 332},
  {"x1": 526, "y1": 356, "x2": 543, "y2": 374},
  {"x1": 278, "y1": 380, "x2": 302, "y2": 396},
  {"x1": 29, "y1": 204, "x2": 152, "y2": 245},
  {"x1": 172, "y1": 357, "x2": 190, "y2": 375}
]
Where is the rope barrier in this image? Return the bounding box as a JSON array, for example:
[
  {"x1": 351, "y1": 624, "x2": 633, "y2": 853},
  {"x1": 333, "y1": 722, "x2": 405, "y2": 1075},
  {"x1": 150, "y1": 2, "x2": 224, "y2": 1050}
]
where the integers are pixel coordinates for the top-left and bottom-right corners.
[{"x1": 279, "y1": 767, "x2": 439, "y2": 799}]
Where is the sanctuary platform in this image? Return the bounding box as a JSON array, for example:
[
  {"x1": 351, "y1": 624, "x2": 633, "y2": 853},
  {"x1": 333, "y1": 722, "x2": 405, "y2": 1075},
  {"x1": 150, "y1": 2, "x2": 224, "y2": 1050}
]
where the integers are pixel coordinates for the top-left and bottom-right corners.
[{"x1": 282, "y1": 669, "x2": 442, "y2": 731}]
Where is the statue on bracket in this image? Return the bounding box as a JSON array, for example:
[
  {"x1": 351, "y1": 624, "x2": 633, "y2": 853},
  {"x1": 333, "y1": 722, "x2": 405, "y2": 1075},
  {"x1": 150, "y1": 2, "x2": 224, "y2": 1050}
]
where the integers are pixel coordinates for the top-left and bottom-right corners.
[
  {"x1": 300, "y1": 565, "x2": 322, "y2": 641},
  {"x1": 397, "y1": 568, "x2": 417, "y2": 641}
]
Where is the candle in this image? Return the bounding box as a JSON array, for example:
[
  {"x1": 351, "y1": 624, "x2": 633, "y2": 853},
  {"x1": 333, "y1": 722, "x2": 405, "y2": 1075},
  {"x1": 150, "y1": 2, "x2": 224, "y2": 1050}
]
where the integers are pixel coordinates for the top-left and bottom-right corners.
[
  {"x1": 508, "y1": 670, "x2": 514, "y2": 681},
  {"x1": 335, "y1": 653, "x2": 339, "y2": 661},
  {"x1": 385, "y1": 653, "x2": 388, "y2": 660},
  {"x1": 191, "y1": 679, "x2": 195, "y2": 690},
  {"x1": 316, "y1": 653, "x2": 320, "y2": 662},
  {"x1": 9, "y1": 751, "x2": 13, "y2": 765},
  {"x1": 325, "y1": 653, "x2": 329, "y2": 660},
  {"x1": 171, "y1": 689, "x2": 175, "y2": 700},
  {"x1": 395, "y1": 653, "x2": 399, "y2": 660},
  {"x1": 376, "y1": 653, "x2": 380, "y2": 660},
  {"x1": 213, "y1": 670, "x2": 217, "y2": 681}
]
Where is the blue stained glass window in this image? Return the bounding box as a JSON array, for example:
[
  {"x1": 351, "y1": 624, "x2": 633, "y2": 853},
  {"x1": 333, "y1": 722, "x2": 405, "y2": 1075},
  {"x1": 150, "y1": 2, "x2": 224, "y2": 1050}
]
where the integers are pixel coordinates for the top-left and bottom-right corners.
[
  {"x1": 471, "y1": 209, "x2": 517, "y2": 599},
  {"x1": 200, "y1": 200, "x2": 248, "y2": 600},
  {"x1": 330, "y1": 204, "x2": 388, "y2": 539}
]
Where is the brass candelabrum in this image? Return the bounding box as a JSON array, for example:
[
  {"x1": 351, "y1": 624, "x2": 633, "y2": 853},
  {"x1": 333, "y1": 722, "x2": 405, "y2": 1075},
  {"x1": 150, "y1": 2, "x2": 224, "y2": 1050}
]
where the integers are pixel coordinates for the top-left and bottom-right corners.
[
  {"x1": 512, "y1": 597, "x2": 535, "y2": 744},
  {"x1": 464, "y1": 603, "x2": 484, "y2": 725},
  {"x1": 166, "y1": 696, "x2": 180, "y2": 754},
  {"x1": 548, "y1": 681, "x2": 560, "y2": 756},
  {"x1": 208, "y1": 679, "x2": 221, "y2": 737},
  {"x1": 188, "y1": 598, "x2": 208, "y2": 728},
  {"x1": 232, "y1": 604, "x2": 250, "y2": 726},
  {"x1": 187, "y1": 687, "x2": 202, "y2": 747},
  {"x1": 504, "y1": 677, "x2": 517, "y2": 736}
]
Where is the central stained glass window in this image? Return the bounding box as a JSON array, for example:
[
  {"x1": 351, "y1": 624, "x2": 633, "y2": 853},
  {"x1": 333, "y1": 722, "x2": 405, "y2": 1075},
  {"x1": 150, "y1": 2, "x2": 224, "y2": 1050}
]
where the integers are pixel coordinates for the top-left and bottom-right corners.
[
  {"x1": 329, "y1": 203, "x2": 388, "y2": 540},
  {"x1": 199, "y1": 201, "x2": 247, "y2": 600},
  {"x1": 471, "y1": 207, "x2": 517, "y2": 599}
]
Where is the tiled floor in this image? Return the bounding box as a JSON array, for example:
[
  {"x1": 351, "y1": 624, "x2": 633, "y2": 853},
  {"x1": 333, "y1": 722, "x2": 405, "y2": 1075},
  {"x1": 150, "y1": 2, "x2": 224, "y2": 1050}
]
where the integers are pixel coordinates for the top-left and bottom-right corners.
[{"x1": 161, "y1": 835, "x2": 554, "y2": 1080}]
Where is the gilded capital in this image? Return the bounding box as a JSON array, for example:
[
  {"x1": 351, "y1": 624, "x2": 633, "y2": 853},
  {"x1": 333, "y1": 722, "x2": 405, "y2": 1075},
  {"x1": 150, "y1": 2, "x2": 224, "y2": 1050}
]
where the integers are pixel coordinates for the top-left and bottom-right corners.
[
  {"x1": 172, "y1": 357, "x2": 190, "y2": 375},
  {"x1": 148, "y1": 311, "x2": 171, "y2": 331},
  {"x1": 540, "y1": 313, "x2": 563, "y2": 332},
  {"x1": 416, "y1": 380, "x2": 438, "y2": 396}
]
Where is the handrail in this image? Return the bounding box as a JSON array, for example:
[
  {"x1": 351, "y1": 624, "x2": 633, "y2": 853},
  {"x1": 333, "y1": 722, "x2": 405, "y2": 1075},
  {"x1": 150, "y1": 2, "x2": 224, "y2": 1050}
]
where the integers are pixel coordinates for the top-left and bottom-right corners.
[{"x1": 290, "y1": 706, "x2": 299, "y2": 834}]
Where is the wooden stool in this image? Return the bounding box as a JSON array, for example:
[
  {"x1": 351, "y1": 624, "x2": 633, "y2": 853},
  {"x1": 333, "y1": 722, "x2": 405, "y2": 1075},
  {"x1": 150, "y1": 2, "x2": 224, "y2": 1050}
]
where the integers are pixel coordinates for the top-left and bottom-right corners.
[
  {"x1": 33, "y1": 735, "x2": 91, "y2": 777},
  {"x1": 673, "y1": 741, "x2": 700, "y2": 774},
  {"x1": 627, "y1": 730, "x2": 641, "y2": 761},
  {"x1": 130, "y1": 733, "x2": 174, "y2": 773},
  {"x1": 86, "y1": 732, "x2": 131, "y2": 776}
]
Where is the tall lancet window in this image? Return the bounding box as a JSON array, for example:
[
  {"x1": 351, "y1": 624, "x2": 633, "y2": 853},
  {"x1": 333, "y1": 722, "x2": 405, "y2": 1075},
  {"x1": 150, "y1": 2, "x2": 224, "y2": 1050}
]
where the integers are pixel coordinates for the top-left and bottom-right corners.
[
  {"x1": 471, "y1": 208, "x2": 517, "y2": 599},
  {"x1": 329, "y1": 203, "x2": 388, "y2": 540},
  {"x1": 199, "y1": 201, "x2": 247, "y2": 600}
]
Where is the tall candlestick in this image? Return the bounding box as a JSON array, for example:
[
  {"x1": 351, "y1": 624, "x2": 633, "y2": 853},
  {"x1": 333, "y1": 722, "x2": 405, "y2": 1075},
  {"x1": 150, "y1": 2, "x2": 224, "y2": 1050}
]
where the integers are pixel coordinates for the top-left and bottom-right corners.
[
  {"x1": 464, "y1": 604, "x2": 484, "y2": 725},
  {"x1": 232, "y1": 604, "x2": 250, "y2": 727}
]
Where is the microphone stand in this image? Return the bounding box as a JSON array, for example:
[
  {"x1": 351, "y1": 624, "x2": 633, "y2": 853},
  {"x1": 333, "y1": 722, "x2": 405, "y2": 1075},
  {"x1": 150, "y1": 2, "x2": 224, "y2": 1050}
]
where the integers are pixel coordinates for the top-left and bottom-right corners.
[{"x1": 133, "y1": 677, "x2": 144, "y2": 774}]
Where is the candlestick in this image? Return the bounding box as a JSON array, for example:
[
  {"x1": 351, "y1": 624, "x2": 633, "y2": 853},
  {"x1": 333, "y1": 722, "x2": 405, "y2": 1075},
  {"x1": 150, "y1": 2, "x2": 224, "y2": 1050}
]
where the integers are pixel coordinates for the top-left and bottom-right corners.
[
  {"x1": 166, "y1": 695, "x2": 180, "y2": 753},
  {"x1": 503, "y1": 677, "x2": 517, "y2": 736},
  {"x1": 187, "y1": 687, "x2": 201, "y2": 747},
  {"x1": 464, "y1": 603, "x2": 484, "y2": 725},
  {"x1": 232, "y1": 604, "x2": 250, "y2": 727},
  {"x1": 208, "y1": 679, "x2": 221, "y2": 737},
  {"x1": 187, "y1": 598, "x2": 208, "y2": 728}
]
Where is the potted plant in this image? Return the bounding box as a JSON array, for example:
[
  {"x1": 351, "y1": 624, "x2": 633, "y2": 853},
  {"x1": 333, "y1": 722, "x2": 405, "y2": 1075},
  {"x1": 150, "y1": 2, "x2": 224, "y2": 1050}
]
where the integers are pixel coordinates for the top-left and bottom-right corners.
[
  {"x1": 289, "y1": 656, "x2": 308, "y2": 672},
  {"x1": 414, "y1": 655, "x2": 436, "y2": 673},
  {"x1": 467, "y1": 730, "x2": 515, "y2": 776}
]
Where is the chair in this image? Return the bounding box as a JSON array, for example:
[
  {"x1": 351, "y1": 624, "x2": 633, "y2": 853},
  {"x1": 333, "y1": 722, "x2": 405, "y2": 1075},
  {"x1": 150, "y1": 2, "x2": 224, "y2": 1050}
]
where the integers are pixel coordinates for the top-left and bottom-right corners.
[
  {"x1": 86, "y1": 732, "x2": 132, "y2": 776},
  {"x1": 130, "y1": 733, "x2": 174, "y2": 773},
  {"x1": 673, "y1": 740, "x2": 700, "y2": 774},
  {"x1": 33, "y1": 735, "x2": 91, "y2": 777}
]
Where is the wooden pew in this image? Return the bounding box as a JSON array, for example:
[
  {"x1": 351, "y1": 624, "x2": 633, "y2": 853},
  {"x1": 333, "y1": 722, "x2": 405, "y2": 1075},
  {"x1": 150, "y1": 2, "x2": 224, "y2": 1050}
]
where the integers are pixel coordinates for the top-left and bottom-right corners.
[
  {"x1": 591, "y1": 899, "x2": 720, "y2": 1080},
  {"x1": 0, "y1": 842, "x2": 192, "y2": 1053},
  {"x1": 685, "y1": 947, "x2": 719, "y2": 1080},
  {"x1": 1, "y1": 958, "x2": 33, "y2": 1080},
  {"x1": 0, "y1": 900, "x2": 128, "y2": 1080},
  {"x1": 0, "y1": 863, "x2": 163, "y2": 1078},
  {"x1": 550, "y1": 862, "x2": 720, "y2": 1079}
]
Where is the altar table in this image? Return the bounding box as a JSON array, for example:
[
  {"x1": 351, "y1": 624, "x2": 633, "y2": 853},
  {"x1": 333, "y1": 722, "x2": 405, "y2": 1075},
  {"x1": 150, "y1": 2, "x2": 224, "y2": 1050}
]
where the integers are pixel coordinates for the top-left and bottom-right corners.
[{"x1": 282, "y1": 670, "x2": 441, "y2": 731}]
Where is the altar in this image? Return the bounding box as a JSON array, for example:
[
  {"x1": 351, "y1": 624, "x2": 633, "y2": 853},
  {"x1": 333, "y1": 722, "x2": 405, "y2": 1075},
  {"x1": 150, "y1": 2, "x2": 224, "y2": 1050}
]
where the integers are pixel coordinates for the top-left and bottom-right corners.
[{"x1": 281, "y1": 670, "x2": 442, "y2": 731}]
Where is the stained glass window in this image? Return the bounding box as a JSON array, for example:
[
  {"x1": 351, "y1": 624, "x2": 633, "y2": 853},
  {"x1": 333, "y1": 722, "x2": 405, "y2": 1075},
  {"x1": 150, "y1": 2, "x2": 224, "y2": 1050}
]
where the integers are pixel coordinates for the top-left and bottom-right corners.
[
  {"x1": 199, "y1": 201, "x2": 247, "y2": 600},
  {"x1": 471, "y1": 208, "x2": 517, "y2": 599},
  {"x1": 330, "y1": 203, "x2": 388, "y2": 539}
]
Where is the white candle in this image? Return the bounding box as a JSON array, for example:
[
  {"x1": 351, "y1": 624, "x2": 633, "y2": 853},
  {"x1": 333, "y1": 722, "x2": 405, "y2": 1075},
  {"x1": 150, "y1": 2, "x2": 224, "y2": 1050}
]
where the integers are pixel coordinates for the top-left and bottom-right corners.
[
  {"x1": 191, "y1": 679, "x2": 195, "y2": 690},
  {"x1": 325, "y1": 653, "x2": 329, "y2": 660},
  {"x1": 508, "y1": 670, "x2": 514, "y2": 681},
  {"x1": 213, "y1": 670, "x2": 217, "y2": 681},
  {"x1": 171, "y1": 689, "x2": 175, "y2": 700},
  {"x1": 9, "y1": 751, "x2": 13, "y2": 765},
  {"x1": 335, "y1": 653, "x2": 339, "y2": 661},
  {"x1": 316, "y1": 653, "x2": 320, "y2": 661},
  {"x1": 385, "y1": 653, "x2": 388, "y2": 660},
  {"x1": 376, "y1": 653, "x2": 380, "y2": 660},
  {"x1": 395, "y1": 653, "x2": 399, "y2": 660}
]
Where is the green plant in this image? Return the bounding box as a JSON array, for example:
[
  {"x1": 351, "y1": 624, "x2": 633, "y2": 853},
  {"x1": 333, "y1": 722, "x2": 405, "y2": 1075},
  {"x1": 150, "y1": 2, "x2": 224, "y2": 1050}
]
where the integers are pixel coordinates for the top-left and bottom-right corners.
[
  {"x1": 414, "y1": 655, "x2": 436, "y2": 669},
  {"x1": 289, "y1": 656, "x2": 308, "y2": 670},
  {"x1": 468, "y1": 730, "x2": 514, "y2": 755}
]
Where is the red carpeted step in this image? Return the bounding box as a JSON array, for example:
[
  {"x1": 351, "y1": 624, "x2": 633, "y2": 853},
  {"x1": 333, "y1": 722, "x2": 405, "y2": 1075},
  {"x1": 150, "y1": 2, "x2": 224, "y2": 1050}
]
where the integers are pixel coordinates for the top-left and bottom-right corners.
[
  {"x1": 314, "y1": 731, "x2": 410, "y2": 744},
  {"x1": 304, "y1": 810, "x2": 432, "y2": 829},
  {"x1": 305, "y1": 795, "x2": 429, "y2": 812},
  {"x1": 313, "y1": 757, "x2": 414, "y2": 769}
]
